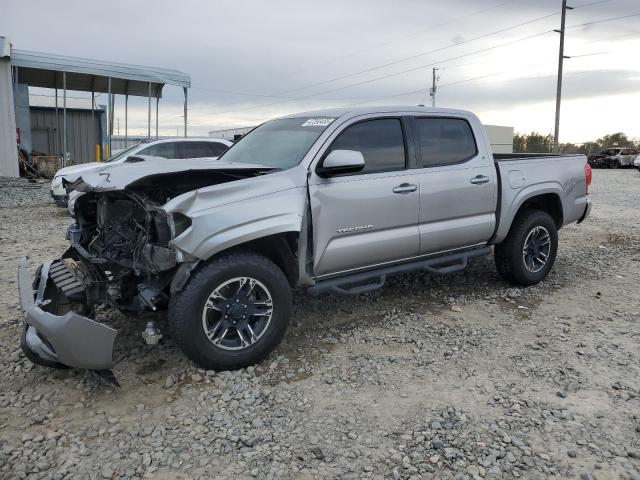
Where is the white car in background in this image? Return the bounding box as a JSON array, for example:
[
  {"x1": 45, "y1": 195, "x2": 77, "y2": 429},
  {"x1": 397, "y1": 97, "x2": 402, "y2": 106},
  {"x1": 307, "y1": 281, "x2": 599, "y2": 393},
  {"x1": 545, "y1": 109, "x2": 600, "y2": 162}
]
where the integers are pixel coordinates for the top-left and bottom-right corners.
[{"x1": 50, "y1": 138, "x2": 233, "y2": 206}]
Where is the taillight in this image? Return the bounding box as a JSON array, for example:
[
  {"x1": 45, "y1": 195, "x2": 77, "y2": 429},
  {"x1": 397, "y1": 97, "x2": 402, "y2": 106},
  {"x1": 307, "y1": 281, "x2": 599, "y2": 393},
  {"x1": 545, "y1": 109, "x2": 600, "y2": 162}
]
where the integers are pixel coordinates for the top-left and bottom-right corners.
[{"x1": 584, "y1": 163, "x2": 592, "y2": 194}]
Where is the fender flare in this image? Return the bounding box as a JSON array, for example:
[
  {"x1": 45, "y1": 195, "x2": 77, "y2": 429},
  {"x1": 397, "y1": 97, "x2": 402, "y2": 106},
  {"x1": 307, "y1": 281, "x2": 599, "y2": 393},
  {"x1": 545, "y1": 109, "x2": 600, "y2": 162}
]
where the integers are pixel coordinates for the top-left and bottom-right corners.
[{"x1": 494, "y1": 183, "x2": 564, "y2": 244}]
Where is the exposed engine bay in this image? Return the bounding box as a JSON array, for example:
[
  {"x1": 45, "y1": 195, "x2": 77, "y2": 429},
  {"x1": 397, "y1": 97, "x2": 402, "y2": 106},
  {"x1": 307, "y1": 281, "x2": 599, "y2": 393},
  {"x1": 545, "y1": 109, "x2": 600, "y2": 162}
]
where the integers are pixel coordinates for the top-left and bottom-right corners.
[{"x1": 59, "y1": 168, "x2": 269, "y2": 314}]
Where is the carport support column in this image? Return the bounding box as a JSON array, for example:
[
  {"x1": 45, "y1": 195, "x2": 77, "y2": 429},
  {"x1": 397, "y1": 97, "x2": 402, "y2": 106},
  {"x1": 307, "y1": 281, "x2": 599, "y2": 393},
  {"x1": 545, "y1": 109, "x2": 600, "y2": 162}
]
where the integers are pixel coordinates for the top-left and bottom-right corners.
[
  {"x1": 125, "y1": 93, "x2": 128, "y2": 148},
  {"x1": 155, "y1": 95, "x2": 159, "y2": 139},
  {"x1": 183, "y1": 87, "x2": 188, "y2": 138},
  {"x1": 107, "y1": 77, "x2": 112, "y2": 160},
  {"x1": 55, "y1": 86, "x2": 59, "y2": 155},
  {"x1": 63, "y1": 72, "x2": 67, "y2": 166},
  {"x1": 147, "y1": 82, "x2": 151, "y2": 139}
]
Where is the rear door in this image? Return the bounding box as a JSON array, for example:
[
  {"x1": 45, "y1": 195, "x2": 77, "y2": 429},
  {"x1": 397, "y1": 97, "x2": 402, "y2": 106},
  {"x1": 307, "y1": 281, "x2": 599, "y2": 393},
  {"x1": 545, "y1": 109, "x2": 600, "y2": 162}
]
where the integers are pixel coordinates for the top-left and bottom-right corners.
[
  {"x1": 308, "y1": 117, "x2": 420, "y2": 277},
  {"x1": 411, "y1": 116, "x2": 497, "y2": 255}
]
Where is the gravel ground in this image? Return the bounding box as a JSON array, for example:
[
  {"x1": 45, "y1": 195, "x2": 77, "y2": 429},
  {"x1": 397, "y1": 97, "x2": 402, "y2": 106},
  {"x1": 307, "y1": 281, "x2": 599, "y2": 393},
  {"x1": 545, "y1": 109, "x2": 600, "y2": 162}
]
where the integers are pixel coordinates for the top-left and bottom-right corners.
[{"x1": 0, "y1": 170, "x2": 639, "y2": 480}]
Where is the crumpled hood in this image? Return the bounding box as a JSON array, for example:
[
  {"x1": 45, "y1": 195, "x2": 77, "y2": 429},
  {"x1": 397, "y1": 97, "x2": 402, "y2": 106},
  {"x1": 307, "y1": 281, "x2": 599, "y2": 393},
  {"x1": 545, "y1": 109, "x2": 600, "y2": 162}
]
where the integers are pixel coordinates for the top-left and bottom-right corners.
[
  {"x1": 54, "y1": 161, "x2": 110, "y2": 181},
  {"x1": 162, "y1": 165, "x2": 306, "y2": 215},
  {"x1": 69, "y1": 156, "x2": 246, "y2": 192}
]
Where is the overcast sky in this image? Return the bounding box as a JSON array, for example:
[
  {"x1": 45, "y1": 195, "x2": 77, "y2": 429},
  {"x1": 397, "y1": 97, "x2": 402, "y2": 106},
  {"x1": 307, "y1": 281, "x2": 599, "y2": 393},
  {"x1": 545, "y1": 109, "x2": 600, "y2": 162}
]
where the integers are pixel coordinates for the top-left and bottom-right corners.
[{"x1": 2, "y1": 0, "x2": 639, "y2": 142}]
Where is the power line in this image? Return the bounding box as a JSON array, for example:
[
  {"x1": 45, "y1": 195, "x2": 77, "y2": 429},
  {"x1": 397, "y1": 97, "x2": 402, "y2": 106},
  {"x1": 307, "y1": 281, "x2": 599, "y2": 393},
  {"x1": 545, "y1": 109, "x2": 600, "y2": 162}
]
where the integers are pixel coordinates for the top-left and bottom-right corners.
[
  {"x1": 269, "y1": 0, "x2": 523, "y2": 81},
  {"x1": 165, "y1": 4, "x2": 635, "y2": 126},
  {"x1": 572, "y1": 0, "x2": 617, "y2": 9},
  {"x1": 187, "y1": 0, "x2": 525, "y2": 105},
  {"x1": 193, "y1": 10, "x2": 561, "y2": 116},
  {"x1": 195, "y1": 0, "x2": 620, "y2": 113},
  {"x1": 205, "y1": 29, "x2": 554, "y2": 117},
  {"x1": 177, "y1": 29, "x2": 552, "y2": 121},
  {"x1": 567, "y1": 12, "x2": 640, "y2": 29},
  {"x1": 206, "y1": 9, "x2": 637, "y2": 119},
  {"x1": 216, "y1": 59, "x2": 561, "y2": 126},
  {"x1": 185, "y1": 0, "x2": 618, "y2": 113},
  {"x1": 158, "y1": 8, "x2": 563, "y2": 123}
]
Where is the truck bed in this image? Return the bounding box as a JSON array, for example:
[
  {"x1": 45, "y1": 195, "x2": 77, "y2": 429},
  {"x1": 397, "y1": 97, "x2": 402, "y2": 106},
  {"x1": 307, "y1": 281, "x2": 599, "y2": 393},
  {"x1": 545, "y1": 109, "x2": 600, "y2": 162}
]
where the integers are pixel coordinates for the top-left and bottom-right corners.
[{"x1": 491, "y1": 153, "x2": 589, "y2": 244}]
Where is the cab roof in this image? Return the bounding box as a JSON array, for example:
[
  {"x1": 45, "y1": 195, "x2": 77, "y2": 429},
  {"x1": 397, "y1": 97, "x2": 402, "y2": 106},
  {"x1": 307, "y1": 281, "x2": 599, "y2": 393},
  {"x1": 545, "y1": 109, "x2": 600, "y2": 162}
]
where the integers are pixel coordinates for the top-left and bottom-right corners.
[{"x1": 279, "y1": 105, "x2": 472, "y2": 121}]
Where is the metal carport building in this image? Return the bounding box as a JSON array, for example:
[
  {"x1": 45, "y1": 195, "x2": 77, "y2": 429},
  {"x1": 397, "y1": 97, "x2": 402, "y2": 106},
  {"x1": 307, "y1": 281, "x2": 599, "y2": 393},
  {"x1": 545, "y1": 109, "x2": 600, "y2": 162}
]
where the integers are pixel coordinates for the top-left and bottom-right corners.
[{"x1": 0, "y1": 35, "x2": 191, "y2": 177}]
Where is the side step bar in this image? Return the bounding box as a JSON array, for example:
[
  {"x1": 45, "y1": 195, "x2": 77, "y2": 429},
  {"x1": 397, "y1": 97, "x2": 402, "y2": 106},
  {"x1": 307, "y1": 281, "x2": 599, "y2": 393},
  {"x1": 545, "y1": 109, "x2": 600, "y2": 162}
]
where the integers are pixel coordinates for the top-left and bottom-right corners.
[{"x1": 308, "y1": 246, "x2": 492, "y2": 296}]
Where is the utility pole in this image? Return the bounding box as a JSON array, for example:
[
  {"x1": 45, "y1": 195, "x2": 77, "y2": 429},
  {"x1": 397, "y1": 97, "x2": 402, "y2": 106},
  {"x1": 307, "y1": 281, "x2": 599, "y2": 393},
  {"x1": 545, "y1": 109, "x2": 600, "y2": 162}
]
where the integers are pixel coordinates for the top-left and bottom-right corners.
[
  {"x1": 429, "y1": 67, "x2": 439, "y2": 108},
  {"x1": 554, "y1": 0, "x2": 573, "y2": 150}
]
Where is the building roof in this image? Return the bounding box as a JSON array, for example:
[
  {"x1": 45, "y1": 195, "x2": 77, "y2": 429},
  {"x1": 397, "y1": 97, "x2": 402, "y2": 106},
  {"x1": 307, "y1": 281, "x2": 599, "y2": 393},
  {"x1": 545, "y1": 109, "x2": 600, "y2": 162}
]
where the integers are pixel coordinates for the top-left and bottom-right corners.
[{"x1": 11, "y1": 49, "x2": 190, "y2": 98}]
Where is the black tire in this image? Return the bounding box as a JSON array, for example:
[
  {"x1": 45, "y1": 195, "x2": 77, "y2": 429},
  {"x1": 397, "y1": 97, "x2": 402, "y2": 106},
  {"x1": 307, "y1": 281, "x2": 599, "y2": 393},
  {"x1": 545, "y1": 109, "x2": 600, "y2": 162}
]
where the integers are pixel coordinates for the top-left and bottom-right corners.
[
  {"x1": 495, "y1": 209, "x2": 558, "y2": 287},
  {"x1": 169, "y1": 251, "x2": 292, "y2": 370}
]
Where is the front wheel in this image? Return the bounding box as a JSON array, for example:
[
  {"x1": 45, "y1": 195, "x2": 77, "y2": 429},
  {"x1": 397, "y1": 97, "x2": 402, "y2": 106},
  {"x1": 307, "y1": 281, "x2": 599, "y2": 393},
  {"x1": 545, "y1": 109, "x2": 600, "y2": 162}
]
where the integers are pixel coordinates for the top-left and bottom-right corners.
[
  {"x1": 169, "y1": 252, "x2": 292, "y2": 370},
  {"x1": 495, "y1": 209, "x2": 558, "y2": 287}
]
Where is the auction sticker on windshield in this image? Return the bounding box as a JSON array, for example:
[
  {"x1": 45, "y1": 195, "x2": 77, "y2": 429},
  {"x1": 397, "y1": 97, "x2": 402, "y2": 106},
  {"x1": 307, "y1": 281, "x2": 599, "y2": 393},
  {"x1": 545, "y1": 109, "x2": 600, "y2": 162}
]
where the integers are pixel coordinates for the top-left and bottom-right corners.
[{"x1": 302, "y1": 118, "x2": 335, "y2": 127}]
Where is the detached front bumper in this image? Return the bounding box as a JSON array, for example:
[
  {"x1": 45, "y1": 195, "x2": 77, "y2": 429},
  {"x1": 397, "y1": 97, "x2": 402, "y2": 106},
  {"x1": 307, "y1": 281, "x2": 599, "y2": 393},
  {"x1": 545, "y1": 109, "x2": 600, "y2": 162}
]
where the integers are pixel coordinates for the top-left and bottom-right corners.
[{"x1": 18, "y1": 258, "x2": 117, "y2": 370}]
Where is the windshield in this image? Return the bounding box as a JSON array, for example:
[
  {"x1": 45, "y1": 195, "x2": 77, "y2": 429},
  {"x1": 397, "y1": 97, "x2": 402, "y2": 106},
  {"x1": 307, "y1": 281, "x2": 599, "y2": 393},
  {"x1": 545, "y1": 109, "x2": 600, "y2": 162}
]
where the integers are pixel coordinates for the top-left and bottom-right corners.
[
  {"x1": 218, "y1": 117, "x2": 336, "y2": 169},
  {"x1": 106, "y1": 143, "x2": 141, "y2": 162}
]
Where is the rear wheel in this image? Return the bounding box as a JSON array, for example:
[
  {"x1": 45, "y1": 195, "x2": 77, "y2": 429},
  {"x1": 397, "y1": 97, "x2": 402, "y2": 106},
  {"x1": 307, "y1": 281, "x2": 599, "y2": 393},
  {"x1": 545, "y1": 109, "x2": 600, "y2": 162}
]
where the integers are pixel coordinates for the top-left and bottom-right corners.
[
  {"x1": 495, "y1": 209, "x2": 558, "y2": 287},
  {"x1": 169, "y1": 252, "x2": 292, "y2": 370}
]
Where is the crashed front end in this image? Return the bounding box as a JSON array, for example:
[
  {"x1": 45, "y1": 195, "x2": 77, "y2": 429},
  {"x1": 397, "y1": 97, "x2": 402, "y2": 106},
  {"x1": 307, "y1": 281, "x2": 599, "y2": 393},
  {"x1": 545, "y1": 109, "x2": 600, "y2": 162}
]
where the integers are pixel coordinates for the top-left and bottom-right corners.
[
  {"x1": 19, "y1": 161, "x2": 270, "y2": 370},
  {"x1": 19, "y1": 190, "x2": 186, "y2": 369}
]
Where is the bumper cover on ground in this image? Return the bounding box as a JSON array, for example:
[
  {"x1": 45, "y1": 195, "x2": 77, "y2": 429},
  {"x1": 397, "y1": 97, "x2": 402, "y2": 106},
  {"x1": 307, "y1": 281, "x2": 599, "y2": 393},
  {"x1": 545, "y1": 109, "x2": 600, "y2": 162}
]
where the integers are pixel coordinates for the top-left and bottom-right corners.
[{"x1": 18, "y1": 258, "x2": 117, "y2": 370}]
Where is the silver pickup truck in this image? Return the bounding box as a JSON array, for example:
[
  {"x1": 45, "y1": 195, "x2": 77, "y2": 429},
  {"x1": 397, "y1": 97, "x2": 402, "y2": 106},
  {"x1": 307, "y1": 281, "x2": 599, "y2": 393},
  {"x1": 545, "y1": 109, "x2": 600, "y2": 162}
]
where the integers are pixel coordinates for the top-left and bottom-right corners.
[{"x1": 18, "y1": 106, "x2": 592, "y2": 372}]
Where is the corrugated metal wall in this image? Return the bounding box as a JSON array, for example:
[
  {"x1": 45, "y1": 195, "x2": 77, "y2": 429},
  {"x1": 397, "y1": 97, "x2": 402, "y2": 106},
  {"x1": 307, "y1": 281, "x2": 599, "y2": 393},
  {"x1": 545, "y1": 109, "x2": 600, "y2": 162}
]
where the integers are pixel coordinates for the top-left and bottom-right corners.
[{"x1": 30, "y1": 107, "x2": 101, "y2": 164}]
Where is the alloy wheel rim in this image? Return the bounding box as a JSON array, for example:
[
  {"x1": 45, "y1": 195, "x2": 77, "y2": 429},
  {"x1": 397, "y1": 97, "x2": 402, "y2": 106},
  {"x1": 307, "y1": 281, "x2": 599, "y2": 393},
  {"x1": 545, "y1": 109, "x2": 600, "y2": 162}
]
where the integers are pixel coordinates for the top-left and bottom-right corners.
[
  {"x1": 201, "y1": 277, "x2": 273, "y2": 351},
  {"x1": 522, "y1": 226, "x2": 551, "y2": 273}
]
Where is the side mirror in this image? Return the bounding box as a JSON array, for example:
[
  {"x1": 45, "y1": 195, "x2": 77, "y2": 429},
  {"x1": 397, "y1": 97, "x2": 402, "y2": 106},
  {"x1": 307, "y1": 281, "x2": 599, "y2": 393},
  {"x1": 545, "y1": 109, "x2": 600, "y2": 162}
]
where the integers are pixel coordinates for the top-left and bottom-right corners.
[{"x1": 316, "y1": 149, "x2": 365, "y2": 177}]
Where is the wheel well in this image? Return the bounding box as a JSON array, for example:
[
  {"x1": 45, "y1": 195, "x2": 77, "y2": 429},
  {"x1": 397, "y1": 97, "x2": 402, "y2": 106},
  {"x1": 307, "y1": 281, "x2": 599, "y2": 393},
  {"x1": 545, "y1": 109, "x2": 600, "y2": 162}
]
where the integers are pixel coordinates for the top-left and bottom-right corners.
[
  {"x1": 518, "y1": 193, "x2": 563, "y2": 228},
  {"x1": 211, "y1": 233, "x2": 299, "y2": 287}
]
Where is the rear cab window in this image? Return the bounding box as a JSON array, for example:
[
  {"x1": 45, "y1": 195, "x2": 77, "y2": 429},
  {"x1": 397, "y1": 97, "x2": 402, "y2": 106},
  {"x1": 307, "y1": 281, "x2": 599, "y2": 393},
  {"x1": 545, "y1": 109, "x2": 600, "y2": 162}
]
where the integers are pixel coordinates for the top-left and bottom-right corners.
[
  {"x1": 178, "y1": 141, "x2": 228, "y2": 159},
  {"x1": 413, "y1": 117, "x2": 478, "y2": 167},
  {"x1": 324, "y1": 118, "x2": 406, "y2": 174}
]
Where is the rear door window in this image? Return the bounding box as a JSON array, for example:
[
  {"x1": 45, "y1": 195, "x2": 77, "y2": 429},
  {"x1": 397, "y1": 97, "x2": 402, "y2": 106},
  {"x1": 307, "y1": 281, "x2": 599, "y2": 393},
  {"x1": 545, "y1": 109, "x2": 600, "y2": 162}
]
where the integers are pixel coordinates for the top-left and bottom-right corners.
[
  {"x1": 178, "y1": 141, "x2": 229, "y2": 158},
  {"x1": 138, "y1": 142, "x2": 178, "y2": 159},
  {"x1": 326, "y1": 118, "x2": 406, "y2": 174},
  {"x1": 206, "y1": 142, "x2": 229, "y2": 157},
  {"x1": 414, "y1": 117, "x2": 477, "y2": 167}
]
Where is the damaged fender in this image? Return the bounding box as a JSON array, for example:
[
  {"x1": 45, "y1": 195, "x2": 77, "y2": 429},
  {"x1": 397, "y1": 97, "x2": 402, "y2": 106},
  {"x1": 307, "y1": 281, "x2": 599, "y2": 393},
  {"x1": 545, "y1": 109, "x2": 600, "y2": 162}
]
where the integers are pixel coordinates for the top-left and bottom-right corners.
[
  {"x1": 18, "y1": 258, "x2": 117, "y2": 370},
  {"x1": 164, "y1": 167, "x2": 309, "y2": 261}
]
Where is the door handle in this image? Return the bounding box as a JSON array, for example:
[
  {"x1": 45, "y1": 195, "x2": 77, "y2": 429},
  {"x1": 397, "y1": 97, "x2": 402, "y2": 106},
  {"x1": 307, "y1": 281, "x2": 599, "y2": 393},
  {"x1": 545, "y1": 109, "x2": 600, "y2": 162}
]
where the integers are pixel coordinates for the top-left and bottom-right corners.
[
  {"x1": 393, "y1": 183, "x2": 418, "y2": 194},
  {"x1": 470, "y1": 175, "x2": 490, "y2": 185}
]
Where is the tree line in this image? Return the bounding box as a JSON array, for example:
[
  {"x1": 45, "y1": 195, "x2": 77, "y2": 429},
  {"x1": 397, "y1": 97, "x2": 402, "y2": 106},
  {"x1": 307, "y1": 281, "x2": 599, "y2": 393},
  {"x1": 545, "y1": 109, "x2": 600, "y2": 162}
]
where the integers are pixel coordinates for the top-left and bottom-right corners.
[{"x1": 513, "y1": 132, "x2": 639, "y2": 154}]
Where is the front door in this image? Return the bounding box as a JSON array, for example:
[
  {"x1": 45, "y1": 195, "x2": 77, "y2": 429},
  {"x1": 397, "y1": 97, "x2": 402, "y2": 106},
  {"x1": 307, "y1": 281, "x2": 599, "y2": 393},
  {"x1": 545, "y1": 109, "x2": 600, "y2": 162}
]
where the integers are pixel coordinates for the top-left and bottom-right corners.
[
  {"x1": 412, "y1": 116, "x2": 497, "y2": 255},
  {"x1": 308, "y1": 118, "x2": 420, "y2": 277}
]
